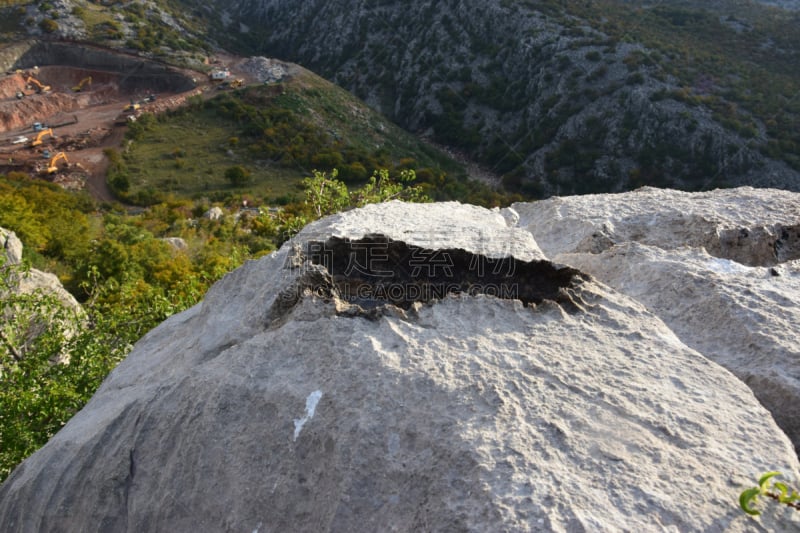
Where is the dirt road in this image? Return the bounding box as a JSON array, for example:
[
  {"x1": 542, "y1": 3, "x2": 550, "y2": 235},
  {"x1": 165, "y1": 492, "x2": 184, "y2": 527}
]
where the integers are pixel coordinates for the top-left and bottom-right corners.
[{"x1": 0, "y1": 55, "x2": 211, "y2": 202}]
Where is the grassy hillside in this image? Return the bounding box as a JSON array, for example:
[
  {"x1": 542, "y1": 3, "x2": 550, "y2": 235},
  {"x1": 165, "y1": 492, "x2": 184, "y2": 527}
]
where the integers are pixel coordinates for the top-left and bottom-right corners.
[{"x1": 113, "y1": 69, "x2": 507, "y2": 206}]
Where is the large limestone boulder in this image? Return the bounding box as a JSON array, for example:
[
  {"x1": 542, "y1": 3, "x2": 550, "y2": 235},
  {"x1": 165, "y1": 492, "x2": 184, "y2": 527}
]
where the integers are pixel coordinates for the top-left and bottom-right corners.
[
  {"x1": 1, "y1": 227, "x2": 82, "y2": 365},
  {"x1": 1, "y1": 227, "x2": 23, "y2": 265},
  {"x1": 1, "y1": 202, "x2": 798, "y2": 532},
  {"x1": 0, "y1": 227, "x2": 81, "y2": 312},
  {"x1": 513, "y1": 187, "x2": 800, "y2": 454}
]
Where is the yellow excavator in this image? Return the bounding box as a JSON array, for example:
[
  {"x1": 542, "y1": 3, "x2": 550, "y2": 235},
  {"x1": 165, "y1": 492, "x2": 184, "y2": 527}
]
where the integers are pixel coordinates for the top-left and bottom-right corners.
[
  {"x1": 72, "y1": 76, "x2": 92, "y2": 92},
  {"x1": 217, "y1": 78, "x2": 245, "y2": 90},
  {"x1": 25, "y1": 76, "x2": 51, "y2": 93},
  {"x1": 46, "y1": 152, "x2": 68, "y2": 174},
  {"x1": 30, "y1": 128, "x2": 55, "y2": 147}
]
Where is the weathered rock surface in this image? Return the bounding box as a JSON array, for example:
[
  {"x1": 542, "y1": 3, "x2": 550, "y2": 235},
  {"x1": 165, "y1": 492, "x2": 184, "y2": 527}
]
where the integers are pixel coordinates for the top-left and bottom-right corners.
[
  {"x1": 1, "y1": 227, "x2": 23, "y2": 265},
  {"x1": 1, "y1": 201, "x2": 798, "y2": 532},
  {"x1": 160, "y1": 237, "x2": 188, "y2": 251},
  {"x1": 1, "y1": 227, "x2": 80, "y2": 312},
  {"x1": 237, "y1": 56, "x2": 290, "y2": 83},
  {"x1": 203, "y1": 206, "x2": 224, "y2": 221},
  {"x1": 514, "y1": 186, "x2": 800, "y2": 455}
]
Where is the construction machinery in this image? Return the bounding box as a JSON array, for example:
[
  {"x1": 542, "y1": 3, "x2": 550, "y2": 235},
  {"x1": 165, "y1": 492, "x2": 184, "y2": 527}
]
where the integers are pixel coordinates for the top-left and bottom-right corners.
[
  {"x1": 30, "y1": 128, "x2": 55, "y2": 147},
  {"x1": 25, "y1": 76, "x2": 50, "y2": 93},
  {"x1": 123, "y1": 102, "x2": 140, "y2": 112},
  {"x1": 46, "y1": 152, "x2": 68, "y2": 174},
  {"x1": 217, "y1": 78, "x2": 245, "y2": 90},
  {"x1": 72, "y1": 76, "x2": 92, "y2": 92}
]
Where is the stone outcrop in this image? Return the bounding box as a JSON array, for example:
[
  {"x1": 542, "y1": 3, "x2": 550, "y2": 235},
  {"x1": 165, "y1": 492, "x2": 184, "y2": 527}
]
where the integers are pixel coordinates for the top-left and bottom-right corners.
[
  {"x1": 1, "y1": 228, "x2": 23, "y2": 265},
  {"x1": 1, "y1": 199, "x2": 798, "y2": 532},
  {"x1": 1, "y1": 227, "x2": 82, "y2": 365},
  {"x1": 160, "y1": 237, "x2": 188, "y2": 251},
  {"x1": 203, "y1": 206, "x2": 224, "y2": 221},
  {"x1": 1, "y1": 227, "x2": 80, "y2": 312},
  {"x1": 514, "y1": 186, "x2": 800, "y2": 455},
  {"x1": 237, "y1": 56, "x2": 290, "y2": 83}
]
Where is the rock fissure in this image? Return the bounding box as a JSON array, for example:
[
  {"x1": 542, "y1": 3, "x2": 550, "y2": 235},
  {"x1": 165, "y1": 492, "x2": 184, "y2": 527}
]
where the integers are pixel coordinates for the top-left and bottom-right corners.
[
  {"x1": 302, "y1": 235, "x2": 588, "y2": 313},
  {"x1": 714, "y1": 223, "x2": 800, "y2": 266}
]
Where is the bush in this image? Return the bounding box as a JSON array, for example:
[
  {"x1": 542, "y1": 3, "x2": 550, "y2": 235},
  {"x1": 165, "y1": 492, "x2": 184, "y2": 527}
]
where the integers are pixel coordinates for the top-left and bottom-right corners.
[
  {"x1": 224, "y1": 165, "x2": 251, "y2": 187},
  {"x1": 39, "y1": 18, "x2": 58, "y2": 33}
]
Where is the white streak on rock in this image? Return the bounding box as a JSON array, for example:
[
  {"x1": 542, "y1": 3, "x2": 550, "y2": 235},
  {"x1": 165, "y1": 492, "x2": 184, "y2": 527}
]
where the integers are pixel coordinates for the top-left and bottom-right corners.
[{"x1": 293, "y1": 390, "x2": 322, "y2": 441}]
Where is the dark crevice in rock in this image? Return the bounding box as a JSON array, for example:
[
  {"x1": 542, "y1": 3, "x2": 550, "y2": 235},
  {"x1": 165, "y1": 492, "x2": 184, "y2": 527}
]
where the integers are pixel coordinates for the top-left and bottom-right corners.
[
  {"x1": 774, "y1": 225, "x2": 800, "y2": 264},
  {"x1": 266, "y1": 264, "x2": 337, "y2": 327},
  {"x1": 128, "y1": 448, "x2": 136, "y2": 481},
  {"x1": 713, "y1": 224, "x2": 800, "y2": 266},
  {"x1": 122, "y1": 411, "x2": 142, "y2": 528},
  {"x1": 297, "y1": 234, "x2": 588, "y2": 313}
]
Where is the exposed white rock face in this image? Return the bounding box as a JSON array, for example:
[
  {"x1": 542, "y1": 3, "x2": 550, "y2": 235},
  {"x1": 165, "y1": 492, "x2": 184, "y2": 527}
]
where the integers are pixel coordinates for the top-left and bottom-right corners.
[
  {"x1": 160, "y1": 237, "x2": 188, "y2": 251},
  {"x1": 1, "y1": 227, "x2": 23, "y2": 265},
  {"x1": 237, "y1": 56, "x2": 290, "y2": 83},
  {"x1": 1, "y1": 202, "x2": 798, "y2": 532},
  {"x1": 302, "y1": 201, "x2": 547, "y2": 261},
  {"x1": 513, "y1": 186, "x2": 800, "y2": 454},
  {"x1": 1, "y1": 227, "x2": 80, "y2": 312},
  {"x1": 513, "y1": 186, "x2": 800, "y2": 265},
  {"x1": 203, "y1": 206, "x2": 224, "y2": 221}
]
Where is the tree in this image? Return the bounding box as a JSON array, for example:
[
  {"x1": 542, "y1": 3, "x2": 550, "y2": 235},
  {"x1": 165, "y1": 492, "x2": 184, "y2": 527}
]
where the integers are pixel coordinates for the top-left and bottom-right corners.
[
  {"x1": 0, "y1": 256, "x2": 92, "y2": 481},
  {"x1": 303, "y1": 169, "x2": 350, "y2": 217},
  {"x1": 224, "y1": 165, "x2": 251, "y2": 187},
  {"x1": 351, "y1": 169, "x2": 428, "y2": 207}
]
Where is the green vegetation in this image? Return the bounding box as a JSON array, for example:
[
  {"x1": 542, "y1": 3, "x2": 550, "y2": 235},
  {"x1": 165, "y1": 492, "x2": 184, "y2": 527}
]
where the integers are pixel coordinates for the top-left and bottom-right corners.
[
  {"x1": 499, "y1": 0, "x2": 800, "y2": 187},
  {"x1": 0, "y1": 176, "x2": 240, "y2": 480},
  {"x1": 72, "y1": 2, "x2": 123, "y2": 41},
  {"x1": 0, "y1": 4, "x2": 26, "y2": 40},
  {"x1": 115, "y1": 76, "x2": 511, "y2": 208},
  {"x1": 740, "y1": 471, "x2": 800, "y2": 516},
  {"x1": 38, "y1": 17, "x2": 57, "y2": 33},
  {"x1": 210, "y1": 0, "x2": 800, "y2": 194},
  {"x1": 118, "y1": 1, "x2": 209, "y2": 55},
  {"x1": 562, "y1": 0, "x2": 800, "y2": 172},
  {"x1": 0, "y1": 147, "x2": 485, "y2": 480}
]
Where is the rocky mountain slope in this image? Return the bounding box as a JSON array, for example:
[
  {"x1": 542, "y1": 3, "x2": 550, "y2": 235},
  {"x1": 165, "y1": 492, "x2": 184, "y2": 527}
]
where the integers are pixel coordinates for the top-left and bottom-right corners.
[
  {"x1": 622, "y1": 0, "x2": 800, "y2": 10},
  {"x1": 1, "y1": 191, "x2": 799, "y2": 531},
  {"x1": 175, "y1": 0, "x2": 800, "y2": 197},
  {"x1": 7, "y1": 1, "x2": 800, "y2": 197}
]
